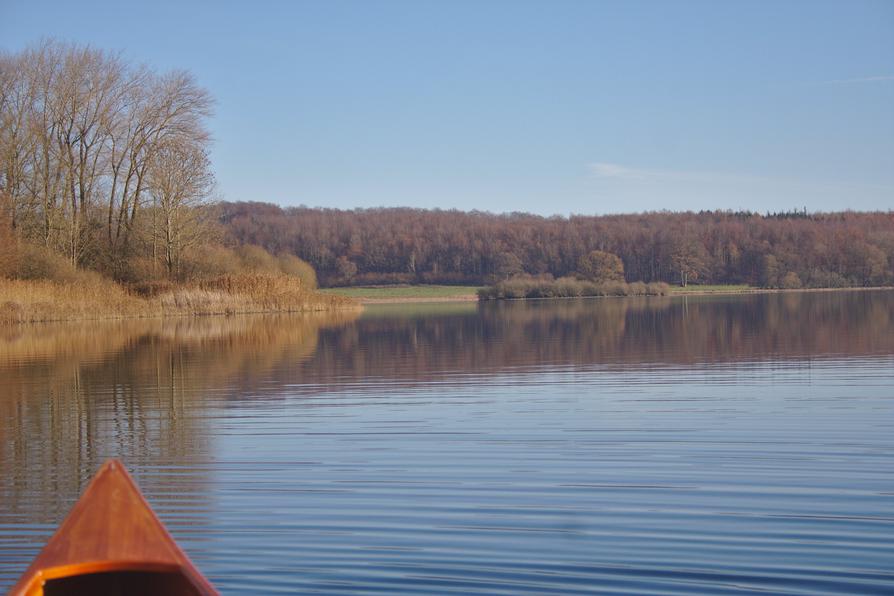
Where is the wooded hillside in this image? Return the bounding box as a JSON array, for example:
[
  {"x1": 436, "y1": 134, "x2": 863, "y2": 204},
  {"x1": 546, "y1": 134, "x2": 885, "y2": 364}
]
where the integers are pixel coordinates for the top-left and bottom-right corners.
[{"x1": 220, "y1": 202, "x2": 894, "y2": 288}]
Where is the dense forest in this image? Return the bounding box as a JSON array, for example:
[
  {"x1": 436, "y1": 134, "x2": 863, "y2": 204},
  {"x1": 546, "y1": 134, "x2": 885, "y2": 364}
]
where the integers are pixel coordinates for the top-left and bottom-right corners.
[{"x1": 220, "y1": 202, "x2": 894, "y2": 288}]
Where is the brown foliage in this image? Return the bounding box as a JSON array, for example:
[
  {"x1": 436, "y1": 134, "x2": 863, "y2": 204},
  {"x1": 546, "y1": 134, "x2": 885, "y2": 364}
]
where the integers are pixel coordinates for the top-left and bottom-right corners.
[
  {"x1": 220, "y1": 203, "x2": 894, "y2": 289},
  {"x1": 577, "y1": 250, "x2": 625, "y2": 283},
  {"x1": 0, "y1": 215, "x2": 18, "y2": 278},
  {"x1": 277, "y1": 254, "x2": 318, "y2": 289},
  {"x1": 7, "y1": 243, "x2": 108, "y2": 285}
]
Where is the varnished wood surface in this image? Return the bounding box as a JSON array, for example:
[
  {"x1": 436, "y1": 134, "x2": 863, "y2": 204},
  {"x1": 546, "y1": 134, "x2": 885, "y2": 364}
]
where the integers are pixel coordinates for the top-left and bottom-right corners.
[{"x1": 9, "y1": 459, "x2": 218, "y2": 596}]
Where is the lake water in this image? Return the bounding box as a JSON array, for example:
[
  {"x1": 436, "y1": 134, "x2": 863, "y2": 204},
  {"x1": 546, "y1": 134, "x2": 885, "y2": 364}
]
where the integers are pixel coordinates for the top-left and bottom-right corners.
[{"x1": 1, "y1": 291, "x2": 893, "y2": 594}]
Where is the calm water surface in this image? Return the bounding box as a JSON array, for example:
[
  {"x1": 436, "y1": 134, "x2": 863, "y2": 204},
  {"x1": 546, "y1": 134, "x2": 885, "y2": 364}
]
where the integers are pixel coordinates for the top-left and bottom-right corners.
[{"x1": 1, "y1": 291, "x2": 893, "y2": 594}]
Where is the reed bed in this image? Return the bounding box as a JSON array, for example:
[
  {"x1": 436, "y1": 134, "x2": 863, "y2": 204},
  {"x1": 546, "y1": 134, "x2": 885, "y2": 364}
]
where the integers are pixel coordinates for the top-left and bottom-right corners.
[{"x1": 0, "y1": 274, "x2": 357, "y2": 324}]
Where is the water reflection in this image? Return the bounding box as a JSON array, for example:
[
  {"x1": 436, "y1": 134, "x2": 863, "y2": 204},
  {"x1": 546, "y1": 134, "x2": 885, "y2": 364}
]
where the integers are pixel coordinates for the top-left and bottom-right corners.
[
  {"x1": 3, "y1": 292, "x2": 892, "y2": 508},
  {"x1": 304, "y1": 292, "x2": 894, "y2": 387},
  {"x1": 0, "y1": 312, "x2": 359, "y2": 522},
  {"x1": 1, "y1": 291, "x2": 893, "y2": 593}
]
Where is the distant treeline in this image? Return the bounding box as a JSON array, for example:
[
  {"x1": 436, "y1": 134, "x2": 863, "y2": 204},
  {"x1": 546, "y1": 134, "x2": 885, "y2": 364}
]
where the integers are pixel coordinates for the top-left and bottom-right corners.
[{"x1": 220, "y1": 202, "x2": 894, "y2": 288}]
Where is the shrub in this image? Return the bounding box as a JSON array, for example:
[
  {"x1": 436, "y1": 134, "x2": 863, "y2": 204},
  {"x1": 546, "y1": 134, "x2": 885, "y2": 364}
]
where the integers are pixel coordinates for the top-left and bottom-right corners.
[
  {"x1": 577, "y1": 250, "x2": 625, "y2": 283},
  {"x1": 555, "y1": 276, "x2": 584, "y2": 297},
  {"x1": 277, "y1": 254, "x2": 318, "y2": 289},
  {"x1": 646, "y1": 282, "x2": 671, "y2": 296},
  {"x1": 129, "y1": 280, "x2": 178, "y2": 298},
  {"x1": 126, "y1": 255, "x2": 168, "y2": 283},
  {"x1": 477, "y1": 286, "x2": 497, "y2": 300},
  {"x1": 628, "y1": 281, "x2": 647, "y2": 295},
  {"x1": 235, "y1": 244, "x2": 280, "y2": 273},
  {"x1": 478, "y1": 275, "x2": 669, "y2": 300},
  {"x1": 780, "y1": 271, "x2": 802, "y2": 289},
  {"x1": 602, "y1": 282, "x2": 629, "y2": 296},
  {"x1": 12, "y1": 244, "x2": 82, "y2": 283},
  {"x1": 182, "y1": 244, "x2": 243, "y2": 278},
  {"x1": 0, "y1": 232, "x2": 19, "y2": 278}
]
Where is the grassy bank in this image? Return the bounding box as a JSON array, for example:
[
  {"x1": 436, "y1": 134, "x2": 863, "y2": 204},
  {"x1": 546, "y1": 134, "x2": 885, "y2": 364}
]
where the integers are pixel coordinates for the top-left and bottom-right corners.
[
  {"x1": 0, "y1": 274, "x2": 357, "y2": 324},
  {"x1": 478, "y1": 277, "x2": 671, "y2": 300},
  {"x1": 320, "y1": 285, "x2": 481, "y2": 303}
]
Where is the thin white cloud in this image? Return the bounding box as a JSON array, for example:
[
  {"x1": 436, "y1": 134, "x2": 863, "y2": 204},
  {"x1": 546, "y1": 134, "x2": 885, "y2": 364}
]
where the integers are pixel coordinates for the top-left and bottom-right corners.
[
  {"x1": 588, "y1": 162, "x2": 648, "y2": 179},
  {"x1": 824, "y1": 75, "x2": 894, "y2": 84},
  {"x1": 586, "y1": 162, "x2": 894, "y2": 196},
  {"x1": 588, "y1": 162, "x2": 702, "y2": 182}
]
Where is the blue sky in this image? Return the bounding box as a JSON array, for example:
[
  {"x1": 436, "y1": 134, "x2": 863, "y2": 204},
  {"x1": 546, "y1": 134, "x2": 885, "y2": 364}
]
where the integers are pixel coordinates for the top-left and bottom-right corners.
[{"x1": 2, "y1": 0, "x2": 892, "y2": 215}]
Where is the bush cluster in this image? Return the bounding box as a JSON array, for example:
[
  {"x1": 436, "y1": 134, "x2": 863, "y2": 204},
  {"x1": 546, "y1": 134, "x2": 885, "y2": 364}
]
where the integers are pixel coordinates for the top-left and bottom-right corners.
[{"x1": 478, "y1": 275, "x2": 670, "y2": 300}]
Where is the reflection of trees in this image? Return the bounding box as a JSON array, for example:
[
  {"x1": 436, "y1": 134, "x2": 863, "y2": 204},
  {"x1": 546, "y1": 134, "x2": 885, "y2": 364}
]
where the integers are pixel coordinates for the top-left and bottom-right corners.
[
  {"x1": 0, "y1": 311, "x2": 357, "y2": 523},
  {"x1": 300, "y1": 292, "x2": 894, "y2": 387},
  {"x1": 1, "y1": 292, "x2": 891, "y2": 520}
]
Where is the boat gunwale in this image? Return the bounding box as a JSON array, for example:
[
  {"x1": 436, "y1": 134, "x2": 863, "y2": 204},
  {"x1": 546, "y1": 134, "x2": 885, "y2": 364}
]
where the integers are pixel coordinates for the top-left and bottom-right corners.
[{"x1": 17, "y1": 561, "x2": 196, "y2": 594}]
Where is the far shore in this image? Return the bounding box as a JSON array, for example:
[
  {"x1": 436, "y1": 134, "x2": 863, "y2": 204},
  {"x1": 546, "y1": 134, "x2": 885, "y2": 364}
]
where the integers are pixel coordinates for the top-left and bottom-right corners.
[
  {"x1": 323, "y1": 284, "x2": 894, "y2": 304},
  {"x1": 669, "y1": 285, "x2": 894, "y2": 296},
  {"x1": 5, "y1": 281, "x2": 892, "y2": 323}
]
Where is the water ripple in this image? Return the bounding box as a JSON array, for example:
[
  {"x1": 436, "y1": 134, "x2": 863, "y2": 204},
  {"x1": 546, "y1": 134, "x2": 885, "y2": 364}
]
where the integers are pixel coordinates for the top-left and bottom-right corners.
[{"x1": 2, "y1": 293, "x2": 894, "y2": 593}]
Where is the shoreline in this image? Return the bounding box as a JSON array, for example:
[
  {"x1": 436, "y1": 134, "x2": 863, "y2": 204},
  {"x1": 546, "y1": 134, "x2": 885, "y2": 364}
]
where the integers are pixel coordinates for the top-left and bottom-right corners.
[
  {"x1": 5, "y1": 282, "x2": 892, "y2": 322},
  {"x1": 669, "y1": 285, "x2": 894, "y2": 297},
  {"x1": 351, "y1": 285, "x2": 894, "y2": 304},
  {"x1": 494, "y1": 285, "x2": 894, "y2": 303},
  {"x1": 0, "y1": 304, "x2": 363, "y2": 326}
]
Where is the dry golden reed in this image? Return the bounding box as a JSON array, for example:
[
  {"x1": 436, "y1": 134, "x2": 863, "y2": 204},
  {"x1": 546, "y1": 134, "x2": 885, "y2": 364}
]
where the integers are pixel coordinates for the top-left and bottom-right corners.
[{"x1": 0, "y1": 273, "x2": 357, "y2": 324}]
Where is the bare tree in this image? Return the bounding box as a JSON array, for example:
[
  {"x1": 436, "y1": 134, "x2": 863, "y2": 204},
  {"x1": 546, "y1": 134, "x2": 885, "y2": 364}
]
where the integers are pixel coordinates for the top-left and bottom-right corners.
[
  {"x1": 16, "y1": 42, "x2": 72, "y2": 250},
  {"x1": 147, "y1": 139, "x2": 215, "y2": 278},
  {"x1": 51, "y1": 44, "x2": 126, "y2": 263},
  {"x1": 0, "y1": 40, "x2": 214, "y2": 278},
  {"x1": 105, "y1": 70, "x2": 212, "y2": 256}
]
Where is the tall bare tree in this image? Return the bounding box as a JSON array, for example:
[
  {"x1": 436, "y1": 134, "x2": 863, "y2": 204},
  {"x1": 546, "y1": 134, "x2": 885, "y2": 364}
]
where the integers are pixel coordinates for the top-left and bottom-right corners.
[
  {"x1": 105, "y1": 70, "x2": 212, "y2": 257},
  {"x1": 148, "y1": 139, "x2": 215, "y2": 278}
]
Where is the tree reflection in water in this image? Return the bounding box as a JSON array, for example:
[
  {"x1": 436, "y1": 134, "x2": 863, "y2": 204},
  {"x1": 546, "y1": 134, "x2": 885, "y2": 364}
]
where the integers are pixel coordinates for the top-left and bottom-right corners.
[
  {"x1": 0, "y1": 311, "x2": 359, "y2": 523},
  {"x1": 305, "y1": 292, "x2": 894, "y2": 387},
  {"x1": 1, "y1": 291, "x2": 892, "y2": 587},
  {"x1": 3, "y1": 292, "x2": 893, "y2": 516}
]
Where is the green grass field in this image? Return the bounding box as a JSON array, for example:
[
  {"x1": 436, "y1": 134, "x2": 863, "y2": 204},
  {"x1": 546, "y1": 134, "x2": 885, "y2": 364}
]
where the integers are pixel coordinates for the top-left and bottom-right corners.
[{"x1": 319, "y1": 285, "x2": 482, "y2": 300}]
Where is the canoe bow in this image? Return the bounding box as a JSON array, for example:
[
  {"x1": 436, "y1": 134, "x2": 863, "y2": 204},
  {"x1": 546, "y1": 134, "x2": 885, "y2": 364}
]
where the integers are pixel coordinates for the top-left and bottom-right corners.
[{"x1": 9, "y1": 459, "x2": 218, "y2": 596}]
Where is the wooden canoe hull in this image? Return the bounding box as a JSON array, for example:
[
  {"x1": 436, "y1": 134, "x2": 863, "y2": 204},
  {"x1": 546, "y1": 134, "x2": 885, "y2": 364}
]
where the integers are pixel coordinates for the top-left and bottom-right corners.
[{"x1": 9, "y1": 459, "x2": 218, "y2": 596}]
